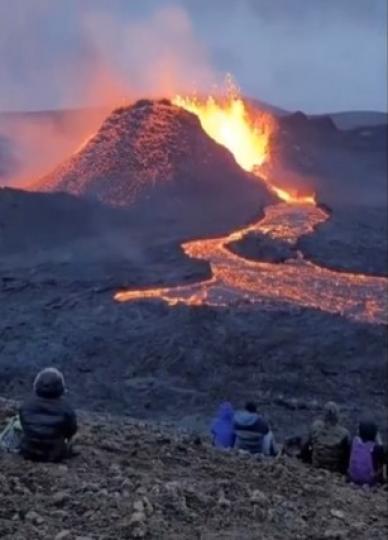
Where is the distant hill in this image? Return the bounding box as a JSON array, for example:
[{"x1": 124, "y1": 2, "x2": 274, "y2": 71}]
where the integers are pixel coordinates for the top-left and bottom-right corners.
[
  {"x1": 246, "y1": 97, "x2": 288, "y2": 117},
  {"x1": 0, "y1": 107, "x2": 107, "y2": 125},
  {"x1": 315, "y1": 111, "x2": 388, "y2": 130}
]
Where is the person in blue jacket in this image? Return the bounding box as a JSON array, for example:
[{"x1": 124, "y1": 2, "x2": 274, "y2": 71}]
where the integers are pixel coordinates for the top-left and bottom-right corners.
[
  {"x1": 211, "y1": 402, "x2": 236, "y2": 449},
  {"x1": 234, "y1": 401, "x2": 277, "y2": 456}
]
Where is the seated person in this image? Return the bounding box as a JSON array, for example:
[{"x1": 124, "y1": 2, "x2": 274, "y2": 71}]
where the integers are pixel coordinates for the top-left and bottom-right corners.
[
  {"x1": 234, "y1": 401, "x2": 277, "y2": 456},
  {"x1": 19, "y1": 367, "x2": 77, "y2": 462},
  {"x1": 348, "y1": 419, "x2": 385, "y2": 485},
  {"x1": 210, "y1": 402, "x2": 235, "y2": 449},
  {"x1": 305, "y1": 401, "x2": 350, "y2": 474}
]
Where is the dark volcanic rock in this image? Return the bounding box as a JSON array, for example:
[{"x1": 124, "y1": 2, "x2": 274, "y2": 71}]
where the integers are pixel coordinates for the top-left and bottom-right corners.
[
  {"x1": 227, "y1": 231, "x2": 295, "y2": 263},
  {"x1": 268, "y1": 114, "x2": 387, "y2": 275},
  {"x1": 281, "y1": 111, "x2": 337, "y2": 135},
  {"x1": 0, "y1": 278, "x2": 386, "y2": 441},
  {"x1": 0, "y1": 187, "x2": 118, "y2": 255},
  {"x1": 299, "y1": 205, "x2": 388, "y2": 276},
  {"x1": 0, "y1": 187, "x2": 211, "y2": 285}
]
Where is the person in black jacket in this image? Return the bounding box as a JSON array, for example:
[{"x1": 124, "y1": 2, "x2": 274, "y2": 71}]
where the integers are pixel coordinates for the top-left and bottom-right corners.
[{"x1": 19, "y1": 367, "x2": 77, "y2": 462}]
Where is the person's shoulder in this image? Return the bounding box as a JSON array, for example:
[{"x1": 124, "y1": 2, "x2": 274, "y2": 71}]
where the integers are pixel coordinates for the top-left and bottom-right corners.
[
  {"x1": 337, "y1": 425, "x2": 350, "y2": 439},
  {"x1": 254, "y1": 415, "x2": 270, "y2": 433},
  {"x1": 311, "y1": 419, "x2": 324, "y2": 432},
  {"x1": 20, "y1": 394, "x2": 39, "y2": 411},
  {"x1": 233, "y1": 410, "x2": 245, "y2": 424},
  {"x1": 58, "y1": 397, "x2": 76, "y2": 415},
  {"x1": 373, "y1": 444, "x2": 385, "y2": 460}
]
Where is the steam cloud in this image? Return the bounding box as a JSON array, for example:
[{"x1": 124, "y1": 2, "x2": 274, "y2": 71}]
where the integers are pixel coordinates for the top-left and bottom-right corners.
[{"x1": 0, "y1": 3, "x2": 216, "y2": 185}]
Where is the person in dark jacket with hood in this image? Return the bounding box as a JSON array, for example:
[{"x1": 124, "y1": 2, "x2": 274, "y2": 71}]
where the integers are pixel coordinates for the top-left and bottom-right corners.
[
  {"x1": 211, "y1": 402, "x2": 235, "y2": 449},
  {"x1": 19, "y1": 367, "x2": 77, "y2": 462},
  {"x1": 234, "y1": 402, "x2": 277, "y2": 456}
]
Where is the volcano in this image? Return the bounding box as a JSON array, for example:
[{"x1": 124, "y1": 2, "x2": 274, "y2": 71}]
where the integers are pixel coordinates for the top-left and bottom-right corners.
[{"x1": 35, "y1": 99, "x2": 273, "y2": 235}]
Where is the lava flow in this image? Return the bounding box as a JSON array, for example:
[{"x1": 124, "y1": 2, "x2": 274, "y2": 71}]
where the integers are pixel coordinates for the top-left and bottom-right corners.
[
  {"x1": 115, "y1": 87, "x2": 387, "y2": 324},
  {"x1": 115, "y1": 202, "x2": 387, "y2": 324}
]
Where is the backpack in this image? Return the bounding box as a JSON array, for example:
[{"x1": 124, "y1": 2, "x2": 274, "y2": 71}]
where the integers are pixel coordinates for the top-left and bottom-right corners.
[
  {"x1": 0, "y1": 416, "x2": 23, "y2": 453},
  {"x1": 348, "y1": 437, "x2": 375, "y2": 485}
]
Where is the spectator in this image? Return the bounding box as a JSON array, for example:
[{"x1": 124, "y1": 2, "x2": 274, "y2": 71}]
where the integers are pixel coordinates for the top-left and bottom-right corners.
[
  {"x1": 305, "y1": 401, "x2": 350, "y2": 473},
  {"x1": 19, "y1": 367, "x2": 77, "y2": 462},
  {"x1": 234, "y1": 401, "x2": 277, "y2": 456},
  {"x1": 210, "y1": 402, "x2": 235, "y2": 449},
  {"x1": 348, "y1": 419, "x2": 385, "y2": 485}
]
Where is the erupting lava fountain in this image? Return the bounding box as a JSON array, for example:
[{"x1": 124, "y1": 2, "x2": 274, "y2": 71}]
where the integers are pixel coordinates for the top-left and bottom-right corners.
[{"x1": 173, "y1": 81, "x2": 316, "y2": 205}]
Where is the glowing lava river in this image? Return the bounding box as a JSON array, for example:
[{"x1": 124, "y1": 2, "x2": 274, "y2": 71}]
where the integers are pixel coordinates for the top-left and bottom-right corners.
[
  {"x1": 115, "y1": 202, "x2": 387, "y2": 325},
  {"x1": 114, "y1": 87, "x2": 387, "y2": 324}
]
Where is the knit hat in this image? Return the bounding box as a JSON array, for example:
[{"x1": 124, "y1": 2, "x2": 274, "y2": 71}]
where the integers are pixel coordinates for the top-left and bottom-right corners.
[{"x1": 33, "y1": 367, "x2": 65, "y2": 399}]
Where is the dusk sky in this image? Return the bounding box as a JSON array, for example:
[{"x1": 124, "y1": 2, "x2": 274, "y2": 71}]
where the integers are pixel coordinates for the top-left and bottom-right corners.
[{"x1": 0, "y1": 0, "x2": 386, "y2": 113}]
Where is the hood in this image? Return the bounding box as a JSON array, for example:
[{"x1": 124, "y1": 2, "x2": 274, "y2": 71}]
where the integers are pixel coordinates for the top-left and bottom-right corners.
[
  {"x1": 34, "y1": 368, "x2": 65, "y2": 399},
  {"x1": 359, "y1": 420, "x2": 378, "y2": 442},
  {"x1": 234, "y1": 410, "x2": 260, "y2": 427},
  {"x1": 216, "y1": 402, "x2": 234, "y2": 422},
  {"x1": 323, "y1": 401, "x2": 339, "y2": 425}
]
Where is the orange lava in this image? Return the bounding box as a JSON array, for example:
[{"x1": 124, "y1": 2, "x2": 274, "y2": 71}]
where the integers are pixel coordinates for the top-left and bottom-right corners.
[
  {"x1": 173, "y1": 80, "x2": 315, "y2": 205},
  {"x1": 115, "y1": 203, "x2": 387, "y2": 325},
  {"x1": 173, "y1": 93, "x2": 271, "y2": 171},
  {"x1": 265, "y1": 182, "x2": 316, "y2": 206}
]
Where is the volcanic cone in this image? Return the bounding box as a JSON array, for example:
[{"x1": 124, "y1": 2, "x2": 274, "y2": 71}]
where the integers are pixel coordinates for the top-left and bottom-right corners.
[{"x1": 35, "y1": 99, "x2": 273, "y2": 232}]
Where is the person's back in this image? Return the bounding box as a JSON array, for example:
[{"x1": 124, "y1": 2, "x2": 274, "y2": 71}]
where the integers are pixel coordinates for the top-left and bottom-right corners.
[
  {"x1": 310, "y1": 402, "x2": 350, "y2": 473},
  {"x1": 19, "y1": 367, "x2": 77, "y2": 462},
  {"x1": 348, "y1": 420, "x2": 384, "y2": 486},
  {"x1": 211, "y1": 402, "x2": 235, "y2": 449},
  {"x1": 234, "y1": 402, "x2": 276, "y2": 456}
]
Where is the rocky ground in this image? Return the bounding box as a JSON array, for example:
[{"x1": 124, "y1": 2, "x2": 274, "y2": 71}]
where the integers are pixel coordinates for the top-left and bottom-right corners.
[
  {"x1": 299, "y1": 205, "x2": 388, "y2": 277},
  {"x1": 0, "y1": 262, "x2": 386, "y2": 440},
  {"x1": 227, "y1": 231, "x2": 295, "y2": 263},
  {"x1": 270, "y1": 115, "x2": 387, "y2": 276},
  {"x1": 1, "y1": 400, "x2": 387, "y2": 540}
]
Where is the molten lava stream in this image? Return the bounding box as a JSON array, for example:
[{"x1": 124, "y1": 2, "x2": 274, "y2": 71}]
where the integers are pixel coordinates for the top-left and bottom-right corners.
[
  {"x1": 115, "y1": 88, "x2": 387, "y2": 324},
  {"x1": 115, "y1": 202, "x2": 387, "y2": 325}
]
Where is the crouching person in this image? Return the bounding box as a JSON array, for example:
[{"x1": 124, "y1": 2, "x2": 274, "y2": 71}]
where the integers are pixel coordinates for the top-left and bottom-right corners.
[
  {"x1": 211, "y1": 402, "x2": 235, "y2": 449},
  {"x1": 308, "y1": 401, "x2": 350, "y2": 474},
  {"x1": 19, "y1": 368, "x2": 77, "y2": 462},
  {"x1": 348, "y1": 420, "x2": 385, "y2": 486},
  {"x1": 234, "y1": 402, "x2": 277, "y2": 456}
]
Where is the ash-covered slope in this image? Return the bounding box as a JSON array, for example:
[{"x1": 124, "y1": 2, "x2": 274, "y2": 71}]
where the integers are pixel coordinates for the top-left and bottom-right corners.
[
  {"x1": 0, "y1": 401, "x2": 387, "y2": 540},
  {"x1": 35, "y1": 99, "x2": 272, "y2": 230}
]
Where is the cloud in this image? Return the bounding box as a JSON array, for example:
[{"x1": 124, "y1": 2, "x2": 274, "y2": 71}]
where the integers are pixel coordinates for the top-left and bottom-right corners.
[
  {"x1": 0, "y1": 2, "x2": 217, "y2": 186},
  {"x1": 82, "y1": 5, "x2": 216, "y2": 100},
  {"x1": 188, "y1": 0, "x2": 387, "y2": 112},
  {"x1": 0, "y1": 2, "x2": 216, "y2": 111},
  {"x1": 0, "y1": 0, "x2": 386, "y2": 112}
]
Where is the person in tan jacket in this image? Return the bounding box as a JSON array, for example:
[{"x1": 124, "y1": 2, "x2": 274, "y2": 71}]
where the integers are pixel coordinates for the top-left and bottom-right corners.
[{"x1": 304, "y1": 401, "x2": 351, "y2": 474}]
